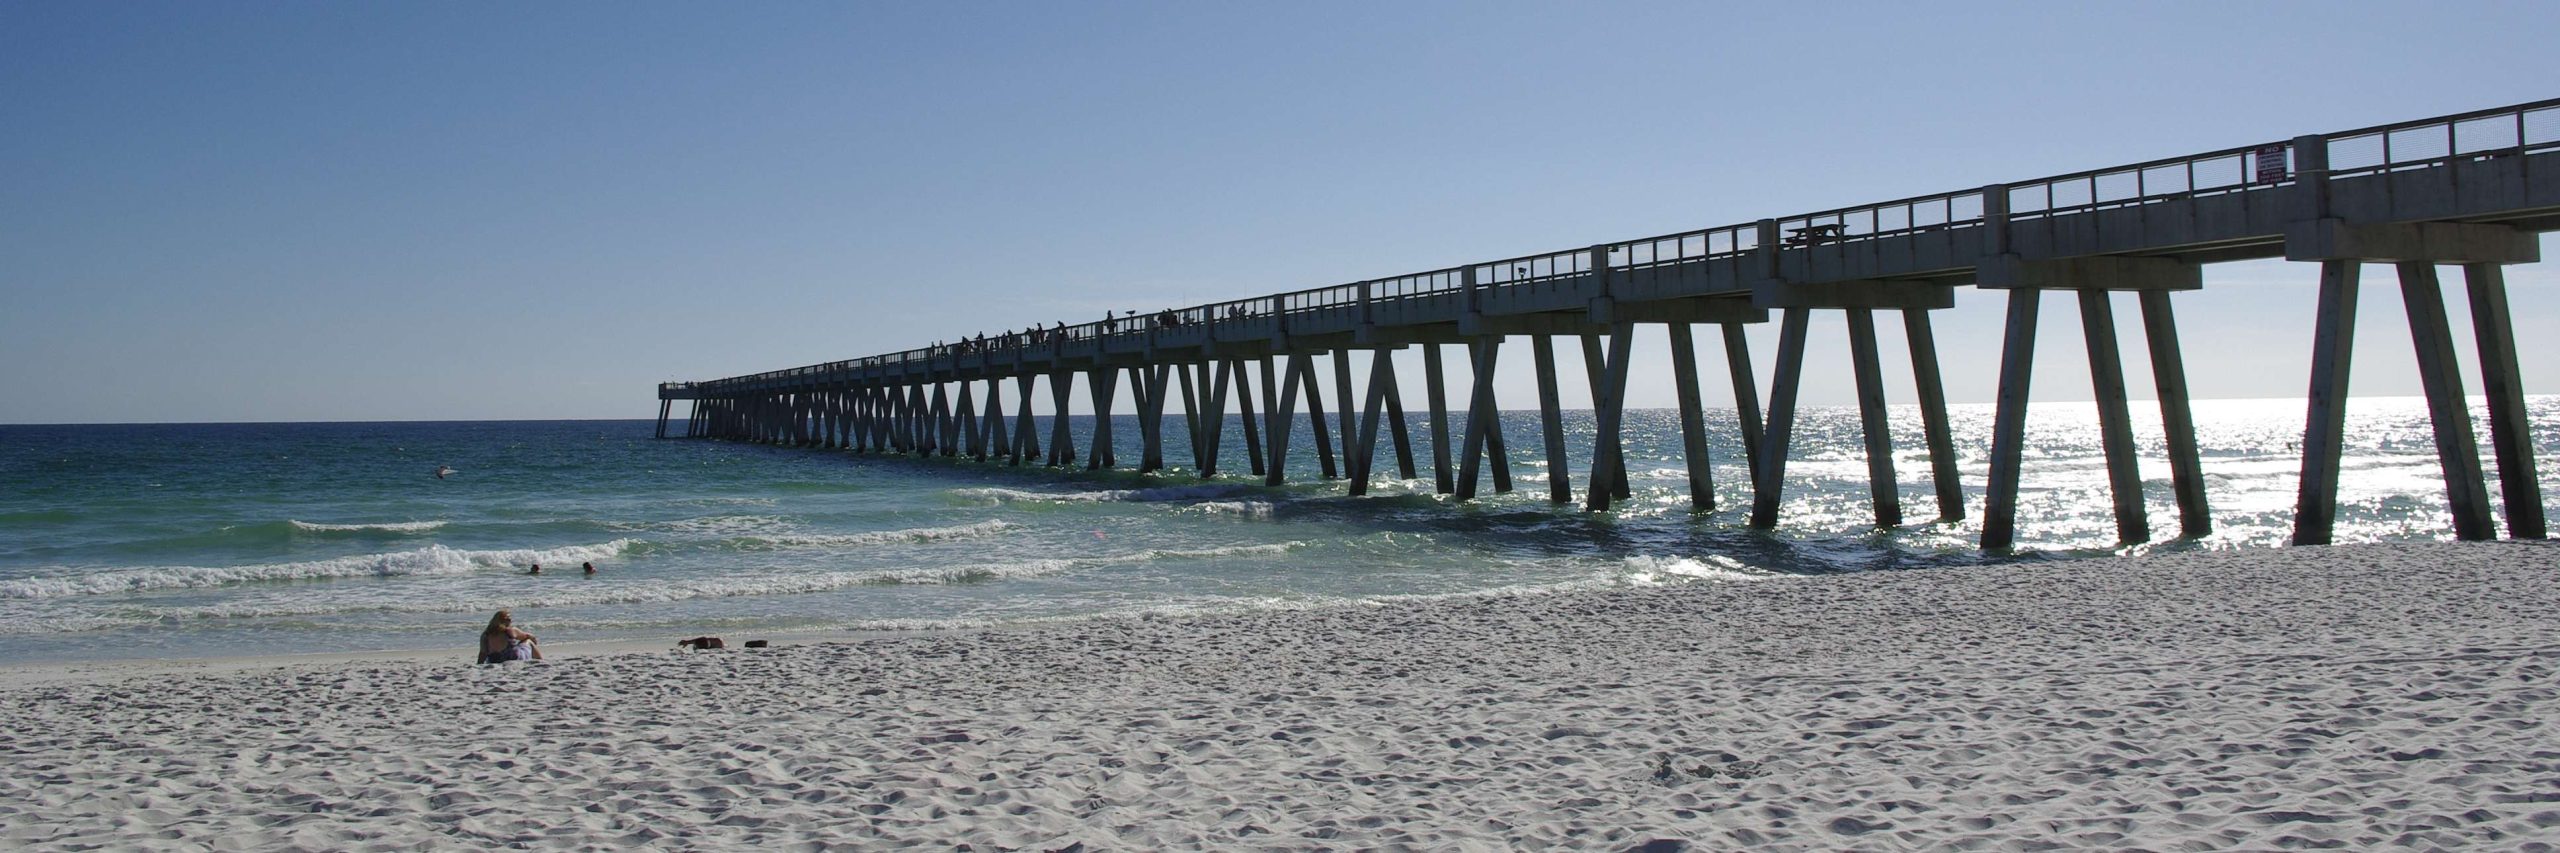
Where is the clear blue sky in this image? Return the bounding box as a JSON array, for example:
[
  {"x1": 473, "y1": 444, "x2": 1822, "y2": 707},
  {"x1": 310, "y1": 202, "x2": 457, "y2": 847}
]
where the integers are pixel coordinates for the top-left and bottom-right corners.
[{"x1": 4, "y1": 1, "x2": 2555, "y2": 423}]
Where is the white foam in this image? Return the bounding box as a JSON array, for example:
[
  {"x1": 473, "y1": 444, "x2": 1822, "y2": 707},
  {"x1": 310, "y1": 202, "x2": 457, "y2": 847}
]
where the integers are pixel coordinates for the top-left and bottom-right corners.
[
  {"x1": 66, "y1": 539, "x2": 1313, "y2": 624},
  {"x1": 1125, "y1": 542, "x2": 1300, "y2": 561},
  {"x1": 116, "y1": 558, "x2": 1094, "y2": 622},
  {"x1": 954, "y1": 484, "x2": 1259, "y2": 504},
  {"x1": 1620, "y1": 554, "x2": 1778, "y2": 585},
  {"x1": 0, "y1": 540, "x2": 638, "y2": 600},
  {"x1": 0, "y1": 609, "x2": 153, "y2": 635},
  {"x1": 289, "y1": 520, "x2": 448, "y2": 533},
  {"x1": 609, "y1": 515, "x2": 797, "y2": 536},
  {"x1": 726, "y1": 520, "x2": 1014, "y2": 550},
  {"x1": 1192, "y1": 501, "x2": 1277, "y2": 519}
]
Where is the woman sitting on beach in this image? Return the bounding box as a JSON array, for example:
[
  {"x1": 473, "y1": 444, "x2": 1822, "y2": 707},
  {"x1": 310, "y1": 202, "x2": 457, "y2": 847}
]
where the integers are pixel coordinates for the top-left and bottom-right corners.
[{"x1": 478, "y1": 609, "x2": 543, "y2": 664}]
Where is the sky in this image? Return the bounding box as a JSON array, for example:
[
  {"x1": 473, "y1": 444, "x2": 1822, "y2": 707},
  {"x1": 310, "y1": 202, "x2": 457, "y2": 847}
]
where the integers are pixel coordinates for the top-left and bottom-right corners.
[{"x1": 3, "y1": 1, "x2": 2556, "y2": 423}]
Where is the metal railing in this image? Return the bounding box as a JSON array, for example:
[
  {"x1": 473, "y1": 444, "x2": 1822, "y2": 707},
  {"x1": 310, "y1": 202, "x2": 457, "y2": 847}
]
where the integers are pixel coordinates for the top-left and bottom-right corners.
[
  {"x1": 676, "y1": 97, "x2": 2560, "y2": 394},
  {"x1": 2326, "y1": 99, "x2": 2560, "y2": 178}
]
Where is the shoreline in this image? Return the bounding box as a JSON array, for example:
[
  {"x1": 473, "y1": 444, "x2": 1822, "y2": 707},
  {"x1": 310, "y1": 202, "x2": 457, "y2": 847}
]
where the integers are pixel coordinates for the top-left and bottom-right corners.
[{"x1": 6, "y1": 539, "x2": 2557, "y2": 849}]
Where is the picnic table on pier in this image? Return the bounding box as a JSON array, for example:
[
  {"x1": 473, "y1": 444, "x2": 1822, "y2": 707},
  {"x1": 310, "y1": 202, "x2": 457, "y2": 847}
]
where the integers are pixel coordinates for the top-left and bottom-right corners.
[{"x1": 1785, "y1": 223, "x2": 1846, "y2": 245}]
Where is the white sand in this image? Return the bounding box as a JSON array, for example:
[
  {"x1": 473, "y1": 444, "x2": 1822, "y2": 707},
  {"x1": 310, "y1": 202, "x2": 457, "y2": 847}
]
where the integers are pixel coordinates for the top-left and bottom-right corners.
[{"x1": 5, "y1": 540, "x2": 2558, "y2": 850}]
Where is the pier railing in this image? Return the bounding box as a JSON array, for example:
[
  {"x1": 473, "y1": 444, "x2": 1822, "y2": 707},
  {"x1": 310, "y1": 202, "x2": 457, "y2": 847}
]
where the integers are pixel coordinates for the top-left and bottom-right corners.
[{"x1": 682, "y1": 97, "x2": 2560, "y2": 393}]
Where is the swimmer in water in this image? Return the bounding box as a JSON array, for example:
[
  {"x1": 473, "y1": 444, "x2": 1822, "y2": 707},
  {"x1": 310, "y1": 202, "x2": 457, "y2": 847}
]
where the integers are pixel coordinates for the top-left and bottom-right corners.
[{"x1": 435, "y1": 465, "x2": 454, "y2": 479}]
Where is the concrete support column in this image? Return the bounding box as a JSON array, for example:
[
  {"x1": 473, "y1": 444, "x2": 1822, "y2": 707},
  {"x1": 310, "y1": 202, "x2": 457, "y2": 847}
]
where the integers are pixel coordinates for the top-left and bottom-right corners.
[
  {"x1": 2398, "y1": 262, "x2": 2496, "y2": 540},
  {"x1": 1178, "y1": 364, "x2": 1203, "y2": 472},
  {"x1": 812, "y1": 391, "x2": 831, "y2": 448},
  {"x1": 1423, "y1": 345, "x2": 1454, "y2": 494},
  {"x1": 1139, "y1": 365, "x2": 1170, "y2": 473},
  {"x1": 1086, "y1": 367, "x2": 1118, "y2": 471},
  {"x1": 1011, "y1": 375, "x2": 1038, "y2": 464},
  {"x1": 981, "y1": 378, "x2": 1007, "y2": 463},
  {"x1": 1580, "y1": 335, "x2": 1631, "y2": 502},
  {"x1": 1454, "y1": 338, "x2": 1503, "y2": 500},
  {"x1": 1382, "y1": 359, "x2": 1417, "y2": 479},
  {"x1": 1234, "y1": 359, "x2": 1264, "y2": 477},
  {"x1": 1047, "y1": 372, "x2": 1076, "y2": 467},
  {"x1": 1334, "y1": 353, "x2": 1358, "y2": 486},
  {"x1": 1262, "y1": 355, "x2": 1304, "y2": 486},
  {"x1": 1199, "y1": 362, "x2": 1229, "y2": 476},
  {"x1": 828, "y1": 391, "x2": 847, "y2": 449},
  {"x1": 1722, "y1": 323, "x2": 1764, "y2": 484},
  {"x1": 1585, "y1": 324, "x2": 1637, "y2": 512},
  {"x1": 1350, "y1": 350, "x2": 1393, "y2": 495},
  {"x1": 950, "y1": 384, "x2": 968, "y2": 457},
  {"x1": 942, "y1": 383, "x2": 966, "y2": 456},
  {"x1": 2464, "y1": 263, "x2": 2547, "y2": 539},
  {"x1": 1478, "y1": 341, "x2": 1514, "y2": 494},
  {"x1": 1749, "y1": 308, "x2": 1811, "y2": 528},
  {"x1": 1845, "y1": 308, "x2": 1903, "y2": 527},
  {"x1": 1300, "y1": 355, "x2": 1337, "y2": 479},
  {"x1": 2078, "y1": 291, "x2": 2150, "y2": 544},
  {"x1": 2291, "y1": 260, "x2": 2361, "y2": 545},
  {"x1": 2138, "y1": 291, "x2": 2211, "y2": 537},
  {"x1": 1666, "y1": 324, "x2": 1715, "y2": 512},
  {"x1": 1902, "y1": 310, "x2": 1964, "y2": 521},
  {"x1": 1981, "y1": 290, "x2": 2043, "y2": 550},
  {"x1": 1531, "y1": 336, "x2": 1573, "y2": 504}
]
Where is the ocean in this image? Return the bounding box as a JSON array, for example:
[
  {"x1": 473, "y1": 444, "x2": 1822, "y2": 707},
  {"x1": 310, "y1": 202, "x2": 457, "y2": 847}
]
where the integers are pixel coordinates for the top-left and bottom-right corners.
[{"x1": 3, "y1": 396, "x2": 2551, "y2": 665}]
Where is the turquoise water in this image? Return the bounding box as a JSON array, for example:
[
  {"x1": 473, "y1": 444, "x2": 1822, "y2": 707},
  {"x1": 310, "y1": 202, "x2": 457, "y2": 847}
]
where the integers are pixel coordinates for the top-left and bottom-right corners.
[{"x1": 1, "y1": 396, "x2": 2550, "y2": 664}]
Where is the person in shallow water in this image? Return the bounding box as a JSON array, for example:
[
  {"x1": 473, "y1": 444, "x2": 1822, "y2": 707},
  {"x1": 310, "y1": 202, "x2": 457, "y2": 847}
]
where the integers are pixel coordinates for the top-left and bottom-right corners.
[
  {"x1": 581, "y1": 561, "x2": 596, "y2": 576},
  {"x1": 527, "y1": 563, "x2": 541, "y2": 575},
  {"x1": 478, "y1": 610, "x2": 542, "y2": 664}
]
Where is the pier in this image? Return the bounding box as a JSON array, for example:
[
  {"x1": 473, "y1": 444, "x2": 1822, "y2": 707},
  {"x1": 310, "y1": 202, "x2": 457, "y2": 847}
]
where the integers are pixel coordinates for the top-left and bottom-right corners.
[{"x1": 661, "y1": 98, "x2": 2559, "y2": 549}]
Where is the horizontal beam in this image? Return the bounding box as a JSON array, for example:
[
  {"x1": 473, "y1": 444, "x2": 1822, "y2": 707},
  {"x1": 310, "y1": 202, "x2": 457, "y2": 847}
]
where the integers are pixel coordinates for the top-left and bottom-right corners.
[
  {"x1": 1750, "y1": 279, "x2": 1956, "y2": 310},
  {"x1": 2285, "y1": 219, "x2": 2539, "y2": 264},
  {"x1": 1977, "y1": 254, "x2": 2202, "y2": 291}
]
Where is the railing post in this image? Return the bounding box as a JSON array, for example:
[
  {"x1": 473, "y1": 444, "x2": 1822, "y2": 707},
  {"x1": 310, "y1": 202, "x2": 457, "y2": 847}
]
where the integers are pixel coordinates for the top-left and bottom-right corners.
[
  {"x1": 1754, "y1": 219, "x2": 1780, "y2": 280},
  {"x1": 1981, "y1": 183, "x2": 2009, "y2": 257},
  {"x1": 1588, "y1": 243, "x2": 1614, "y2": 323},
  {"x1": 2291, "y1": 133, "x2": 2330, "y2": 220}
]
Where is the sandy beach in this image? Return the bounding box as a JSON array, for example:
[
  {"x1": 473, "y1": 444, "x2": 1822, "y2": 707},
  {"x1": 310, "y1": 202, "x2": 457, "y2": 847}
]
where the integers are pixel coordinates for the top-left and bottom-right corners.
[{"x1": 5, "y1": 540, "x2": 2557, "y2": 850}]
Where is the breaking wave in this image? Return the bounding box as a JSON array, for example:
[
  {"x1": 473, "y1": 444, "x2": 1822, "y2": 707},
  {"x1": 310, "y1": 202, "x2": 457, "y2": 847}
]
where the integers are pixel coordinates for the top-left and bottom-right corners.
[{"x1": 0, "y1": 540, "x2": 638, "y2": 600}]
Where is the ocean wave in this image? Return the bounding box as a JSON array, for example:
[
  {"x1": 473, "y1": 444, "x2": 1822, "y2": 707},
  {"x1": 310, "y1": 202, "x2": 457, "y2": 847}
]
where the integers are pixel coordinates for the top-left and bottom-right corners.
[
  {"x1": 0, "y1": 610, "x2": 154, "y2": 635},
  {"x1": 954, "y1": 484, "x2": 1259, "y2": 504},
  {"x1": 1122, "y1": 542, "x2": 1300, "y2": 561},
  {"x1": 708, "y1": 520, "x2": 1016, "y2": 551},
  {"x1": 0, "y1": 540, "x2": 637, "y2": 601},
  {"x1": 114, "y1": 559, "x2": 1087, "y2": 622},
  {"x1": 30, "y1": 539, "x2": 1315, "y2": 626},
  {"x1": 606, "y1": 515, "x2": 796, "y2": 536},
  {"x1": 0, "y1": 508, "x2": 80, "y2": 525},
  {"x1": 1191, "y1": 501, "x2": 1277, "y2": 519},
  {"x1": 289, "y1": 520, "x2": 449, "y2": 534},
  {"x1": 1619, "y1": 554, "x2": 1777, "y2": 585}
]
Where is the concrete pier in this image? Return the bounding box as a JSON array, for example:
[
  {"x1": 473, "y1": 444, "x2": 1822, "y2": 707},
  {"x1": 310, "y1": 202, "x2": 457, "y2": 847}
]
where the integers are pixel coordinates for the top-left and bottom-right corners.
[{"x1": 661, "y1": 98, "x2": 2560, "y2": 550}]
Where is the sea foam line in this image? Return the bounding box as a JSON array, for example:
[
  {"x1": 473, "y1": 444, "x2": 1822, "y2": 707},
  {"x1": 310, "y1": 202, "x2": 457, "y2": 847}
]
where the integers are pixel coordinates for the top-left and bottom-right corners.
[
  {"x1": 707, "y1": 519, "x2": 1018, "y2": 551},
  {"x1": 62, "y1": 540, "x2": 1316, "y2": 625},
  {"x1": 955, "y1": 484, "x2": 1259, "y2": 504},
  {"x1": 0, "y1": 540, "x2": 638, "y2": 600},
  {"x1": 289, "y1": 520, "x2": 449, "y2": 534}
]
